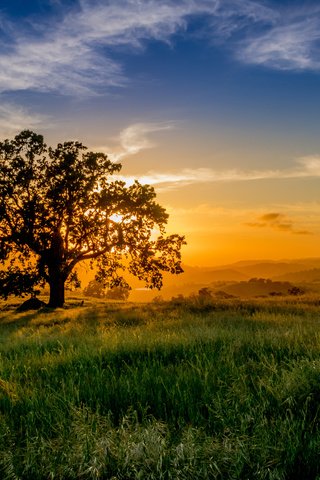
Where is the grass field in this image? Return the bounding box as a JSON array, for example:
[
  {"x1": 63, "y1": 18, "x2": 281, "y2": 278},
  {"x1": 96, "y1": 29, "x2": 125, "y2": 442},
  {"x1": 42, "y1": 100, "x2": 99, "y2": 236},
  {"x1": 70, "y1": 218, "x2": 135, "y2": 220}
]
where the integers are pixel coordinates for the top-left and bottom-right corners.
[{"x1": 1, "y1": 295, "x2": 320, "y2": 479}]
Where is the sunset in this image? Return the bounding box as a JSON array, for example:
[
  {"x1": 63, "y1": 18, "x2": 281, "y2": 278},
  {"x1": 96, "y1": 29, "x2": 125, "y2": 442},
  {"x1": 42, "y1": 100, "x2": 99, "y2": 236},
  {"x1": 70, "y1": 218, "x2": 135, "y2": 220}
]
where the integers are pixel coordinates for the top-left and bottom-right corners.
[
  {"x1": 0, "y1": 0, "x2": 319, "y2": 266},
  {"x1": 1, "y1": 1, "x2": 320, "y2": 478}
]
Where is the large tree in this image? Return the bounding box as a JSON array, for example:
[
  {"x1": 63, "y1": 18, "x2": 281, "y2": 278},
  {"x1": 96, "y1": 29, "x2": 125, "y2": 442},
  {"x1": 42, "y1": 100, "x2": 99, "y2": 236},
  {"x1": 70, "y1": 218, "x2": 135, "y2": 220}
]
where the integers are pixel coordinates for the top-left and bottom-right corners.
[{"x1": 0, "y1": 130, "x2": 185, "y2": 308}]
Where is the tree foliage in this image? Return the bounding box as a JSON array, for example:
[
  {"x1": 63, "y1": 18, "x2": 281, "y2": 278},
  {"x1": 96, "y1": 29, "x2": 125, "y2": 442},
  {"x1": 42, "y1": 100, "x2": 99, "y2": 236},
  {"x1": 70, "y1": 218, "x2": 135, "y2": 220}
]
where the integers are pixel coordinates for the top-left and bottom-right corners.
[
  {"x1": 83, "y1": 279, "x2": 130, "y2": 301},
  {"x1": 0, "y1": 130, "x2": 185, "y2": 307}
]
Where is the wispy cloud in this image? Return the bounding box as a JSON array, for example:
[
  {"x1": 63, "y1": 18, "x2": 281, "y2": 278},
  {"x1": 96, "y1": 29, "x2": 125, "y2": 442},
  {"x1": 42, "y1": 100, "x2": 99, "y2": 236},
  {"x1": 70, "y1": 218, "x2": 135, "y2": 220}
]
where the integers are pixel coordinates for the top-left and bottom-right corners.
[
  {"x1": 117, "y1": 155, "x2": 320, "y2": 191},
  {"x1": 0, "y1": 0, "x2": 215, "y2": 95},
  {"x1": 238, "y1": 15, "x2": 320, "y2": 71},
  {"x1": 0, "y1": 1, "x2": 318, "y2": 97},
  {"x1": 207, "y1": 0, "x2": 277, "y2": 40},
  {"x1": 118, "y1": 166, "x2": 280, "y2": 190},
  {"x1": 260, "y1": 213, "x2": 281, "y2": 222},
  {"x1": 296, "y1": 156, "x2": 320, "y2": 176},
  {"x1": 246, "y1": 212, "x2": 313, "y2": 235},
  {"x1": 210, "y1": 2, "x2": 320, "y2": 71},
  {"x1": 96, "y1": 122, "x2": 174, "y2": 162},
  {"x1": 162, "y1": 203, "x2": 318, "y2": 239},
  {"x1": 0, "y1": 103, "x2": 47, "y2": 137}
]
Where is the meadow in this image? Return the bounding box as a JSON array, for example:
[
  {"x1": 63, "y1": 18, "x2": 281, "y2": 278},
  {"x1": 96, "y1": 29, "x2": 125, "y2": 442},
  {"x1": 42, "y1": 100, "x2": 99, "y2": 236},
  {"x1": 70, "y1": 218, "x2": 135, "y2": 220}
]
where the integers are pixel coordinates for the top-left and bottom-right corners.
[{"x1": 1, "y1": 295, "x2": 320, "y2": 479}]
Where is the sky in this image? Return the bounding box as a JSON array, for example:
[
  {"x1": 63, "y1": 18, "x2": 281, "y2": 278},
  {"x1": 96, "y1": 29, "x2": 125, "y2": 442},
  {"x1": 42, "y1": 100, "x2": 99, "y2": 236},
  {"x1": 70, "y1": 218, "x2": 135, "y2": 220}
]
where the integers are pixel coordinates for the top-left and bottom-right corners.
[{"x1": 1, "y1": 0, "x2": 320, "y2": 266}]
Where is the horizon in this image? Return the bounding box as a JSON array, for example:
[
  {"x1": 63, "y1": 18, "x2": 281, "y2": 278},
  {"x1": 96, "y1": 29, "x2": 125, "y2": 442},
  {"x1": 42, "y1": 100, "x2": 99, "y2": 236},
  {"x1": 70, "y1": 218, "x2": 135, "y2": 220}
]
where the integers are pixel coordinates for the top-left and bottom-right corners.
[
  {"x1": 182, "y1": 256, "x2": 320, "y2": 268},
  {"x1": 1, "y1": 0, "x2": 320, "y2": 266}
]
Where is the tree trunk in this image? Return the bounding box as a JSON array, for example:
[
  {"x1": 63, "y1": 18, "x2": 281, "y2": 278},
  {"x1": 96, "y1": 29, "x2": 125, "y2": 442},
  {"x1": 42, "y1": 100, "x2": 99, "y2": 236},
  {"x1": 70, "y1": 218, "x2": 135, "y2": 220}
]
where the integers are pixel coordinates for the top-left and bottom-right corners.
[
  {"x1": 47, "y1": 230, "x2": 66, "y2": 308},
  {"x1": 48, "y1": 274, "x2": 65, "y2": 308}
]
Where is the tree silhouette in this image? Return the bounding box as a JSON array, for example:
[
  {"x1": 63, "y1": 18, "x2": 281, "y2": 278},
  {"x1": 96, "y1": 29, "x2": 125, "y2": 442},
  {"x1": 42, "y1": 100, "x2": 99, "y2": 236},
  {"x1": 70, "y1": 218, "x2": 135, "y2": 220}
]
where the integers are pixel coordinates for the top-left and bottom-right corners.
[
  {"x1": 83, "y1": 279, "x2": 130, "y2": 300},
  {"x1": 0, "y1": 130, "x2": 185, "y2": 308}
]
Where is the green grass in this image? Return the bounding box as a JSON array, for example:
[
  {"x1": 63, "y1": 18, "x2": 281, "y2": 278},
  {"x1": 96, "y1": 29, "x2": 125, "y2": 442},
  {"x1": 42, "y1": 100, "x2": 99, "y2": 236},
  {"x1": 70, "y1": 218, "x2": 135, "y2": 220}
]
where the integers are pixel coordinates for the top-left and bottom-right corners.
[{"x1": 0, "y1": 297, "x2": 320, "y2": 479}]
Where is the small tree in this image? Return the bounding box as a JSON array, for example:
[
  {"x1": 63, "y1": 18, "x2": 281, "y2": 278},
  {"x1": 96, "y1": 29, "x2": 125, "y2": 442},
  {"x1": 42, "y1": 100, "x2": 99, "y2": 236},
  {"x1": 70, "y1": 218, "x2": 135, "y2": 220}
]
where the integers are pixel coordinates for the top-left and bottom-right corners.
[
  {"x1": 83, "y1": 279, "x2": 105, "y2": 298},
  {"x1": 105, "y1": 286, "x2": 130, "y2": 301},
  {"x1": 0, "y1": 130, "x2": 185, "y2": 308},
  {"x1": 198, "y1": 287, "x2": 213, "y2": 299},
  {"x1": 83, "y1": 279, "x2": 130, "y2": 300},
  {"x1": 288, "y1": 286, "x2": 305, "y2": 296}
]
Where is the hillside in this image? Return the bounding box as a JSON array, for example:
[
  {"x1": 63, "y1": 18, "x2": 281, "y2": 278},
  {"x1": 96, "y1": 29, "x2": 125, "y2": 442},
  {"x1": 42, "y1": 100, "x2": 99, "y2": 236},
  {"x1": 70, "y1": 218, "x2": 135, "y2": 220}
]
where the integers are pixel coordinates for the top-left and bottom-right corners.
[
  {"x1": 218, "y1": 279, "x2": 293, "y2": 298},
  {"x1": 87, "y1": 257, "x2": 320, "y2": 301},
  {"x1": 1, "y1": 299, "x2": 320, "y2": 478},
  {"x1": 274, "y1": 268, "x2": 320, "y2": 283}
]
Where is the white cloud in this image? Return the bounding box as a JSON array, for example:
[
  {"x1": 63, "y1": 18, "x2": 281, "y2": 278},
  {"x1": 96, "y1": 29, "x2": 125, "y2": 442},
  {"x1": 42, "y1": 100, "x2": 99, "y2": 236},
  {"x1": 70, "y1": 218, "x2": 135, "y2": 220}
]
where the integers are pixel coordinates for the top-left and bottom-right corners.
[
  {"x1": 239, "y1": 17, "x2": 320, "y2": 71},
  {"x1": 93, "y1": 124, "x2": 320, "y2": 190},
  {"x1": 98, "y1": 122, "x2": 174, "y2": 162},
  {"x1": 110, "y1": 123, "x2": 173, "y2": 161},
  {"x1": 0, "y1": 0, "x2": 219, "y2": 95},
  {"x1": 208, "y1": 0, "x2": 276, "y2": 40},
  {"x1": 0, "y1": 103, "x2": 47, "y2": 137},
  {"x1": 295, "y1": 156, "x2": 320, "y2": 176},
  {"x1": 117, "y1": 166, "x2": 279, "y2": 190},
  {"x1": 0, "y1": 0, "x2": 318, "y2": 97},
  {"x1": 0, "y1": 31, "x2": 124, "y2": 95},
  {"x1": 115, "y1": 155, "x2": 320, "y2": 191}
]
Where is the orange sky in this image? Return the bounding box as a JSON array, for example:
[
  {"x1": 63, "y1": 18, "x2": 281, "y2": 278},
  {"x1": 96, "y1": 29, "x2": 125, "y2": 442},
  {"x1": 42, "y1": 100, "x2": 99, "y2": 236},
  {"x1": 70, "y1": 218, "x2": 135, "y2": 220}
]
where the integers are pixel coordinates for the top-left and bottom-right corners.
[
  {"x1": 164, "y1": 200, "x2": 320, "y2": 266},
  {"x1": 2, "y1": 1, "x2": 320, "y2": 268}
]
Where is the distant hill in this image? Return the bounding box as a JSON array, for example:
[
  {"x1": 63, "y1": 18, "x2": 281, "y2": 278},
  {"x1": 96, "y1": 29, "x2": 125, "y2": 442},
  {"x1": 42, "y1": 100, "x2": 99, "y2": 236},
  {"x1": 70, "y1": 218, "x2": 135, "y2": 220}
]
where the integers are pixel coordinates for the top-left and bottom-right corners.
[
  {"x1": 178, "y1": 266, "x2": 248, "y2": 283},
  {"x1": 283, "y1": 258, "x2": 320, "y2": 269},
  {"x1": 233, "y1": 262, "x2": 306, "y2": 279},
  {"x1": 179, "y1": 258, "x2": 320, "y2": 283},
  {"x1": 220, "y1": 279, "x2": 293, "y2": 298},
  {"x1": 96, "y1": 257, "x2": 320, "y2": 301},
  {"x1": 274, "y1": 268, "x2": 320, "y2": 283},
  {"x1": 180, "y1": 259, "x2": 320, "y2": 283}
]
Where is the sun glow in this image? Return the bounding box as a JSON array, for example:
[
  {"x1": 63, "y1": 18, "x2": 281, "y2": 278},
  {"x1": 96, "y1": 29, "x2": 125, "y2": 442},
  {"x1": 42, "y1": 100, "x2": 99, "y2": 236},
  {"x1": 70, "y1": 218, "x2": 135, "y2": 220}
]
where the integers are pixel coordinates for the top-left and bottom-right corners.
[{"x1": 109, "y1": 213, "x2": 123, "y2": 223}]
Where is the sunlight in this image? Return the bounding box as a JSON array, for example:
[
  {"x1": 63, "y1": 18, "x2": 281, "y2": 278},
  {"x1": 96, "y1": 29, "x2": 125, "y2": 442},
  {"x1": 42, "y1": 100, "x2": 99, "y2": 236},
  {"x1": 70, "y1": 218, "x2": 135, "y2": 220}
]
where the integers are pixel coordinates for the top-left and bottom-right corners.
[{"x1": 109, "y1": 213, "x2": 123, "y2": 223}]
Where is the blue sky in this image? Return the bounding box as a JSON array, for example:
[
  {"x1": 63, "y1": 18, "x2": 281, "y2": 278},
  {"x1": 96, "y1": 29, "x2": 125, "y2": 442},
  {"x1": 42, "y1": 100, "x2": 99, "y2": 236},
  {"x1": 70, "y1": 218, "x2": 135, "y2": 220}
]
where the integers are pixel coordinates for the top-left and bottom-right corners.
[
  {"x1": 1, "y1": 0, "x2": 320, "y2": 143},
  {"x1": 1, "y1": 0, "x2": 320, "y2": 263}
]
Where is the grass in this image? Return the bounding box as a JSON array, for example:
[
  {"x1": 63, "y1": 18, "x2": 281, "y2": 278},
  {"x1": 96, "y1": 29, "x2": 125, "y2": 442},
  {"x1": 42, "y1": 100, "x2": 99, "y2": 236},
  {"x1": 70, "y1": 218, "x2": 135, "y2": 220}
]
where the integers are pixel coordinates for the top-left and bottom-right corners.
[{"x1": 0, "y1": 296, "x2": 320, "y2": 478}]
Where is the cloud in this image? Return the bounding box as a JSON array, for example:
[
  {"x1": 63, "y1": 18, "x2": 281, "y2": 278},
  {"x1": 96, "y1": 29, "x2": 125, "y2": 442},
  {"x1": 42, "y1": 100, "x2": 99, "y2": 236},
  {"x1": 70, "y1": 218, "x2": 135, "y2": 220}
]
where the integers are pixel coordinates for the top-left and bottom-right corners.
[
  {"x1": 115, "y1": 155, "x2": 320, "y2": 191},
  {"x1": 0, "y1": 103, "x2": 47, "y2": 137},
  {"x1": 96, "y1": 124, "x2": 320, "y2": 189},
  {"x1": 208, "y1": 2, "x2": 320, "y2": 72},
  {"x1": 295, "y1": 156, "x2": 320, "y2": 176},
  {"x1": 207, "y1": 0, "x2": 277, "y2": 40},
  {"x1": 246, "y1": 212, "x2": 313, "y2": 235},
  {"x1": 246, "y1": 222, "x2": 267, "y2": 228},
  {"x1": 0, "y1": 1, "x2": 319, "y2": 97},
  {"x1": 97, "y1": 122, "x2": 174, "y2": 162},
  {"x1": 259, "y1": 213, "x2": 281, "y2": 222},
  {"x1": 295, "y1": 230, "x2": 313, "y2": 236},
  {"x1": 0, "y1": 28, "x2": 124, "y2": 96},
  {"x1": 160, "y1": 202, "x2": 319, "y2": 238},
  {"x1": 117, "y1": 166, "x2": 281, "y2": 191},
  {"x1": 0, "y1": 0, "x2": 217, "y2": 95},
  {"x1": 238, "y1": 16, "x2": 320, "y2": 71}
]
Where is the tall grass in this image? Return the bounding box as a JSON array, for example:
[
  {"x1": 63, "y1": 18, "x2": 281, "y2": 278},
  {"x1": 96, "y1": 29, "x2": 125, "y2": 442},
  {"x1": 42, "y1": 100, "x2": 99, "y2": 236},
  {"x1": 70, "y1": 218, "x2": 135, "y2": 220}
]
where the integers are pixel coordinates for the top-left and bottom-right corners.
[{"x1": 0, "y1": 298, "x2": 320, "y2": 478}]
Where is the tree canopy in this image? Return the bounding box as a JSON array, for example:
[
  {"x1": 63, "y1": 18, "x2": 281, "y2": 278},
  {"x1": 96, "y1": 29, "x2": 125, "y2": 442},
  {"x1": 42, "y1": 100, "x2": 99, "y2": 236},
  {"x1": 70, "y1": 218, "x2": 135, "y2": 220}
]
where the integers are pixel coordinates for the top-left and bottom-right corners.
[
  {"x1": 83, "y1": 280, "x2": 130, "y2": 301},
  {"x1": 0, "y1": 130, "x2": 185, "y2": 308}
]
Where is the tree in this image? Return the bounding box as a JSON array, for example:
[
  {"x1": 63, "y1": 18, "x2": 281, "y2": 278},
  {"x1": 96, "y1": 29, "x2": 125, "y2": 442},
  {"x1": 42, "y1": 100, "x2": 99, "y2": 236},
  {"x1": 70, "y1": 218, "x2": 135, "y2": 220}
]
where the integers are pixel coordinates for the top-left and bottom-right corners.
[
  {"x1": 105, "y1": 286, "x2": 130, "y2": 301},
  {"x1": 83, "y1": 279, "x2": 107, "y2": 298},
  {"x1": 288, "y1": 286, "x2": 305, "y2": 296},
  {"x1": 0, "y1": 130, "x2": 185, "y2": 308},
  {"x1": 198, "y1": 287, "x2": 213, "y2": 299},
  {"x1": 83, "y1": 279, "x2": 130, "y2": 301}
]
